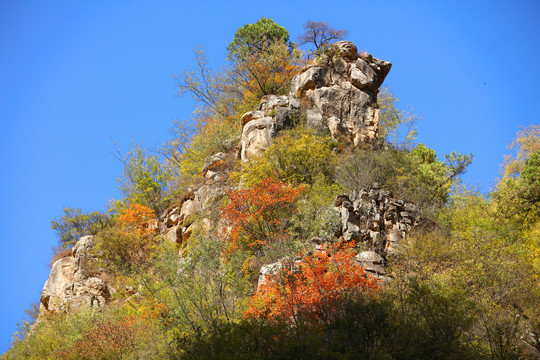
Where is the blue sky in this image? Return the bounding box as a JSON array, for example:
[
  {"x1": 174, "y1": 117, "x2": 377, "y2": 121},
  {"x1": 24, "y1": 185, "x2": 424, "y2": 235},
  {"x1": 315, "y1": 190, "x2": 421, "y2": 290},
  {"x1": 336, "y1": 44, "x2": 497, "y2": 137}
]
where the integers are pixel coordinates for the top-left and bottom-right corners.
[{"x1": 1, "y1": 0, "x2": 539, "y2": 353}]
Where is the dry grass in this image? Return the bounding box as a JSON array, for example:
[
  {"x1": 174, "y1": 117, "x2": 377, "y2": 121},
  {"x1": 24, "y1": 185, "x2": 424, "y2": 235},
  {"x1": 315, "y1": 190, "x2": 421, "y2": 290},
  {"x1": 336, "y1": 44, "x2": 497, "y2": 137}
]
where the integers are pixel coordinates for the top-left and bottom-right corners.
[{"x1": 50, "y1": 247, "x2": 72, "y2": 266}]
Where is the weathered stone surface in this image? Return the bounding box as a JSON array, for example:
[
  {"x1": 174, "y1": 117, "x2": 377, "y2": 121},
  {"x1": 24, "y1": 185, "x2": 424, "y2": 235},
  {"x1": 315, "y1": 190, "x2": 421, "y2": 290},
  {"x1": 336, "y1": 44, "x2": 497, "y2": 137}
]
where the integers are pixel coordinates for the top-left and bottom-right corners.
[
  {"x1": 72, "y1": 235, "x2": 94, "y2": 257},
  {"x1": 40, "y1": 236, "x2": 111, "y2": 314},
  {"x1": 350, "y1": 59, "x2": 379, "y2": 90},
  {"x1": 241, "y1": 116, "x2": 276, "y2": 161},
  {"x1": 332, "y1": 185, "x2": 428, "y2": 277},
  {"x1": 355, "y1": 251, "x2": 386, "y2": 277},
  {"x1": 240, "y1": 95, "x2": 299, "y2": 161},
  {"x1": 257, "y1": 261, "x2": 284, "y2": 290},
  {"x1": 290, "y1": 66, "x2": 326, "y2": 96},
  {"x1": 289, "y1": 40, "x2": 391, "y2": 148},
  {"x1": 335, "y1": 40, "x2": 358, "y2": 61},
  {"x1": 355, "y1": 251, "x2": 384, "y2": 264},
  {"x1": 358, "y1": 52, "x2": 392, "y2": 83}
]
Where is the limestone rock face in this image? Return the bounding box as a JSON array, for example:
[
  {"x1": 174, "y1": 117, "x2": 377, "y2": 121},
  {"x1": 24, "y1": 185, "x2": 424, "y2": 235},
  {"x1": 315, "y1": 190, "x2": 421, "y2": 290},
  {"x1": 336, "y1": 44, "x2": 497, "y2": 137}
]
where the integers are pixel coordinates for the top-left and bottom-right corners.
[
  {"x1": 40, "y1": 236, "x2": 111, "y2": 314},
  {"x1": 355, "y1": 251, "x2": 386, "y2": 278},
  {"x1": 240, "y1": 95, "x2": 300, "y2": 161},
  {"x1": 290, "y1": 41, "x2": 391, "y2": 147}
]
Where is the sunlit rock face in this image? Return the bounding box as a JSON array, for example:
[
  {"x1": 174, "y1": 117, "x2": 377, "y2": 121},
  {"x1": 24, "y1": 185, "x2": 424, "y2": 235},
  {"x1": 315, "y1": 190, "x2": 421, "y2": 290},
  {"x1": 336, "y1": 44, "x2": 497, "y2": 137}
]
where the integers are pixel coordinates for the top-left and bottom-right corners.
[
  {"x1": 239, "y1": 41, "x2": 391, "y2": 161},
  {"x1": 290, "y1": 40, "x2": 391, "y2": 147},
  {"x1": 40, "y1": 236, "x2": 111, "y2": 314},
  {"x1": 240, "y1": 95, "x2": 300, "y2": 161},
  {"x1": 160, "y1": 151, "x2": 235, "y2": 247}
]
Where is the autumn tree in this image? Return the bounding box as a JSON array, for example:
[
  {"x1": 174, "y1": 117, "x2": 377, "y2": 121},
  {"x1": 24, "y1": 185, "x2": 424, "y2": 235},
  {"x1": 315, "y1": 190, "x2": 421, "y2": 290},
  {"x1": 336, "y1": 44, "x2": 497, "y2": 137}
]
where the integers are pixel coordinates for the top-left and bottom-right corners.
[
  {"x1": 296, "y1": 20, "x2": 348, "y2": 55},
  {"x1": 115, "y1": 142, "x2": 172, "y2": 215},
  {"x1": 246, "y1": 242, "x2": 379, "y2": 324},
  {"x1": 493, "y1": 124, "x2": 540, "y2": 225},
  {"x1": 377, "y1": 88, "x2": 419, "y2": 149},
  {"x1": 221, "y1": 178, "x2": 303, "y2": 256},
  {"x1": 234, "y1": 39, "x2": 302, "y2": 102},
  {"x1": 228, "y1": 18, "x2": 301, "y2": 104},
  {"x1": 96, "y1": 203, "x2": 157, "y2": 273},
  {"x1": 173, "y1": 47, "x2": 238, "y2": 120}
]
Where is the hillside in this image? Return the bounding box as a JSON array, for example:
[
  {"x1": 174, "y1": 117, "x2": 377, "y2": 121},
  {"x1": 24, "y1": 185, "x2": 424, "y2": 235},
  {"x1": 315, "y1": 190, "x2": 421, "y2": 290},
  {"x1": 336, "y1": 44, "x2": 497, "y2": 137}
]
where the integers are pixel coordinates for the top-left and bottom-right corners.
[{"x1": 3, "y1": 18, "x2": 540, "y2": 360}]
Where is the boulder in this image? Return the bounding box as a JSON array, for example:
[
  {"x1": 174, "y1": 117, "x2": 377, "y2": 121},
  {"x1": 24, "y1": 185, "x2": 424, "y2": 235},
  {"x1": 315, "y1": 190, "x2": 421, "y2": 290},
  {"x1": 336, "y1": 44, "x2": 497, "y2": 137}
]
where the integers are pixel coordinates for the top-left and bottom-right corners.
[
  {"x1": 355, "y1": 251, "x2": 386, "y2": 277},
  {"x1": 40, "y1": 236, "x2": 111, "y2": 314}
]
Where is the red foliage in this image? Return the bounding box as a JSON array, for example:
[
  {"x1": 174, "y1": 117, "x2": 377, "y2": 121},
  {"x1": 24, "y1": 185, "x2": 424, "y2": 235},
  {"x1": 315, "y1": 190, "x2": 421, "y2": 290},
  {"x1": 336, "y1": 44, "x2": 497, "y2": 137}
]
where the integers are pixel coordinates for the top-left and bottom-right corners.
[
  {"x1": 220, "y1": 178, "x2": 304, "y2": 256},
  {"x1": 245, "y1": 242, "x2": 380, "y2": 323}
]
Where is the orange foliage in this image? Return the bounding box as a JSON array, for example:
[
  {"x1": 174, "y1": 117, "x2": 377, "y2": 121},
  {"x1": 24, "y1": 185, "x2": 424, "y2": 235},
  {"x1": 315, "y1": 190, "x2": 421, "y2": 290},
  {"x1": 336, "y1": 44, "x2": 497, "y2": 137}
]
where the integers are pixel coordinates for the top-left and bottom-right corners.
[
  {"x1": 118, "y1": 203, "x2": 155, "y2": 238},
  {"x1": 246, "y1": 242, "x2": 380, "y2": 323},
  {"x1": 235, "y1": 42, "x2": 304, "y2": 111},
  {"x1": 221, "y1": 177, "x2": 304, "y2": 256}
]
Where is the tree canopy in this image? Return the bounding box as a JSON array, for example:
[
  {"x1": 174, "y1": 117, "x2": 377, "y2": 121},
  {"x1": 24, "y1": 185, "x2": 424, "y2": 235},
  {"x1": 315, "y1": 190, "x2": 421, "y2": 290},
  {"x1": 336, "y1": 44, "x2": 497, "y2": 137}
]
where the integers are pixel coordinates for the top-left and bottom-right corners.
[{"x1": 227, "y1": 17, "x2": 291, "y2": 62}]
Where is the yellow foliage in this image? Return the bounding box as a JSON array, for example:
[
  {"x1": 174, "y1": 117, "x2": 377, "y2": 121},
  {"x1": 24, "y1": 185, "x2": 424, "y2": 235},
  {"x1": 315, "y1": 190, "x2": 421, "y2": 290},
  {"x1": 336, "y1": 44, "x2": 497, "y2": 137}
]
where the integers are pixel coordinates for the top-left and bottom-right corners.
[
  {"x1": 235, "y1": 129, "x2": 337, "y2": 187},
  {"x1": 501, "y1": 124, "x2": 540, "y2": 178}
]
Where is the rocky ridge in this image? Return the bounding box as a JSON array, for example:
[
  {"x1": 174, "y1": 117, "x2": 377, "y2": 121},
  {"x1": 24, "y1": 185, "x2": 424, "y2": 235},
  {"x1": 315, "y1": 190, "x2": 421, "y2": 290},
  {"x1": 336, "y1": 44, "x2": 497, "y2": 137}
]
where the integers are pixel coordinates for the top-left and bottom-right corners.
[{"x1": 40, "y1": 40, "x2": 395, "y2": 315}]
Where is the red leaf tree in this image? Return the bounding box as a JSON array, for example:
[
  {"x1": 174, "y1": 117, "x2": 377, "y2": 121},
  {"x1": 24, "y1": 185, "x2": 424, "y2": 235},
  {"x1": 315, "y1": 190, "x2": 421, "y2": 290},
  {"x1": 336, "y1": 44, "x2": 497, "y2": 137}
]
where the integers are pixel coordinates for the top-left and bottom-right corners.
[
  {"x1": 246, "y1": 242, "x2": 380, "y2": 324},
  {"x1": 220, "y1": 177, "x2": 304, "y2": 258}
]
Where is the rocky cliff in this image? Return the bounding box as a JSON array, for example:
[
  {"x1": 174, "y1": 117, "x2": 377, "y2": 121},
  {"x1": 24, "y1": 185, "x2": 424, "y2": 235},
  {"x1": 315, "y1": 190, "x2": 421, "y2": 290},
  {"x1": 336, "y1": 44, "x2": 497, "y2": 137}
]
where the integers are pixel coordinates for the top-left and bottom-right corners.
[{"x1": 40, "y1": 40, "x2": 394, "y2": 315}]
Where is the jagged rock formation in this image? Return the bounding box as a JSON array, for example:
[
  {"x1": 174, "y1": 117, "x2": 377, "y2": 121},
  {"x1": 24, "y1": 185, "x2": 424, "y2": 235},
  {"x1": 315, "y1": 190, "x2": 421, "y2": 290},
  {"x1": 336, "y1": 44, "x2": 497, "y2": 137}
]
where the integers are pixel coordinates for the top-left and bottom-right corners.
[
  {"x1": 40, "y1": 41, "x2": 393, "y2": 313},
  {"x1": 290, "y1": 41, "x2": 391, "y2": 147},
  {"x1": 335, "y1": 184, "x2": 421, "y2": 256},
  {"x1": 40, "y1": 236, "x2": 112, "y2": 314},
  {"x1": 258, "y1": 184, "x2": 427, "y2": 285},
  {"x1": 240, "y1": 41, "x2": 391, "y2": 160}
]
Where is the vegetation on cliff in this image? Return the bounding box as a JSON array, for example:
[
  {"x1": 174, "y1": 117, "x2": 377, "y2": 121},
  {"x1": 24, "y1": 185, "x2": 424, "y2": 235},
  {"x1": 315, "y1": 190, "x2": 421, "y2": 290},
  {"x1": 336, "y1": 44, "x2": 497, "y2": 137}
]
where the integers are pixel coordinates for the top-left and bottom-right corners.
[{"x1": 4, "y1": 18, "x2": 539, "y2": 360}]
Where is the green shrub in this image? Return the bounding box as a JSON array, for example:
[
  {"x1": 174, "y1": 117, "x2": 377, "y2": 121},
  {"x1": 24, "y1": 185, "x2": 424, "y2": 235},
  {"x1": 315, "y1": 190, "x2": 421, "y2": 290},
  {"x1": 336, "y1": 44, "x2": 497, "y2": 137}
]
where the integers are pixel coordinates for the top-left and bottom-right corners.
[
  {"x1": 336, "y1": 144, "x2": 472, "y2": 216},
  {"x1": 237, "y1": 128, "x2": 337, "y2": 187},
  {"x1": 115, "y1": 144, "x2": 172, "y2": 215},
  {"x1": 51, "y1": 208, "x2": 113, "y2": 247},
  {"x1": 290, "y1": 176, "x2": 342, "y2": 242}
]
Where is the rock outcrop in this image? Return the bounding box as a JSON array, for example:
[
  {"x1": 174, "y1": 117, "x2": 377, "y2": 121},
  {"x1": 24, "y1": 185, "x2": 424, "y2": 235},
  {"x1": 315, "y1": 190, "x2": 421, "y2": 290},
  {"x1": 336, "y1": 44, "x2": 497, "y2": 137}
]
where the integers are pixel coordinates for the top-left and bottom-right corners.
[
  {"x1": 240, "y1": 41, "x2": 391, "y2": 161},
  {"x1": 40, "y1": 236, "x2": 112, "y2": 314},
  {"x1": 257, "y1": 184, "x2": 428, "y2": 285},
  {"x1": 335, "y1": 184, "x2": 421, "y2": 256},
  {"x1": 240, "y1": 95, "x2": 300, "y2": 161},
  {"x1": 290, "y1": 41, "x2": 391, "y2": 147}
]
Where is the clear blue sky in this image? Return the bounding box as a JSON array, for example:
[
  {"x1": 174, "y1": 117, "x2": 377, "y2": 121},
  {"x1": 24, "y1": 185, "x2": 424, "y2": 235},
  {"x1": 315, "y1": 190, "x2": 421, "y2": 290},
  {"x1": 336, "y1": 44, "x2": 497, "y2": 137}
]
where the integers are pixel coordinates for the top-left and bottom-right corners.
[{"x1": 1, "y1": 0, "x2": 538, "y2": 353}]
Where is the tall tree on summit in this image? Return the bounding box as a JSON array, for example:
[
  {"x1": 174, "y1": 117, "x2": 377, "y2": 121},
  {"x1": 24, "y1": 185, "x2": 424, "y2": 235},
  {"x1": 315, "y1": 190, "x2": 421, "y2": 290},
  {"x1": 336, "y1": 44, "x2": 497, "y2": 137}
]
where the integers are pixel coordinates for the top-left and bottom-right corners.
[
  {"x1": 227, "y1": 18, "x2": 301, "y2": 104},
  {"x1": 226, "y1": 17, "x2": 292, "y2": 62}
]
